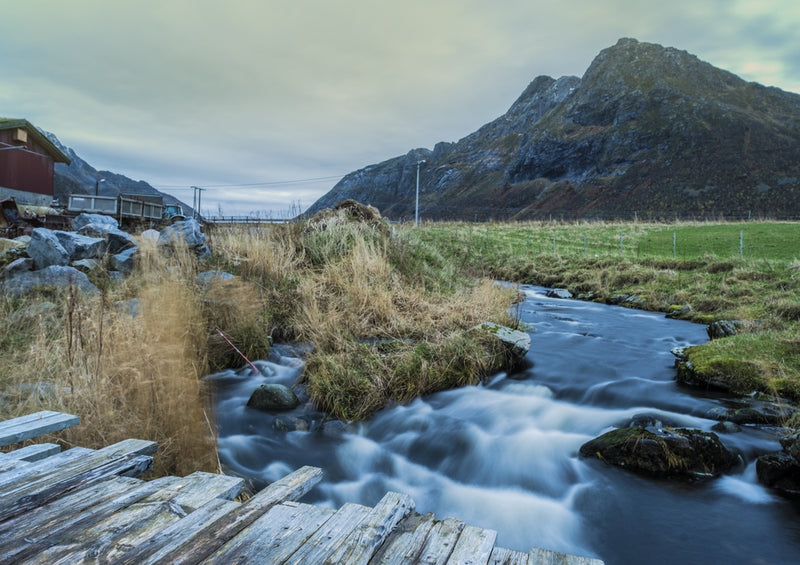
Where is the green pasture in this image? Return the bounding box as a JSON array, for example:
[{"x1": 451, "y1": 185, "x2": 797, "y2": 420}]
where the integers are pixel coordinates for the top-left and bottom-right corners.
[{"x1": 412, "y1": 221, "x2": 800, "y2": 263}]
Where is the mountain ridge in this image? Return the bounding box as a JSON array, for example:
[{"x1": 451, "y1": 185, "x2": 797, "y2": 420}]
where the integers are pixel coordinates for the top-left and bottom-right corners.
[
  {"x1": 43, "y1": 131, "x2": 190, "y2": 213},
  {"x1": 307, "y1": 38, "x2": 800, "y2": 221}
]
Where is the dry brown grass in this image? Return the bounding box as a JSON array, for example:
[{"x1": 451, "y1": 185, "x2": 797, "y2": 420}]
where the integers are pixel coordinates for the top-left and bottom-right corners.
[{"x1": 0, "y1": 239, "x2": 219, "y2": 477}]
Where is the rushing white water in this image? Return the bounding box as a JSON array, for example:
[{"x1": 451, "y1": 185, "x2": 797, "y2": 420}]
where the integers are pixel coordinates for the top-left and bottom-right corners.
[{"x1": 208, "y1": 286, "x2": 800, "y2": 565}]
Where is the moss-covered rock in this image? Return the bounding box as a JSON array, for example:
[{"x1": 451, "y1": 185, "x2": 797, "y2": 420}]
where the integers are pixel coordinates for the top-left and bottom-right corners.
[{"x1": 579, "y1": 425, "x2": 739, "y2": 479}]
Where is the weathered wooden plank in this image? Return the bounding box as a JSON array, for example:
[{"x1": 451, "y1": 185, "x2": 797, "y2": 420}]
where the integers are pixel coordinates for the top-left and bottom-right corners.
[
  {"x1": 20, "y1": 491, "x2": 191, "y2": 564},
  {"x1": 528, "y1": 547, "x2": 605, "y2": 565},
  {"x1": 0, "y1": 446, "x2": 94, "y2": 486},
  {"x1": 0, "y1": 476, "x2": 141, "y2": 539},
  {"x1": 323, "y1": 491, "x2": 415, "y2": 565},
  {"x1": 0, "y1": 476, "x2": 182, "y2": 563},
  {"x1": 202, "y1": 501, "x2": 335, "y2": 564},
  {"x1": 488, "y1": 547, "x2": 532, "y2": 565},
  {"x1": 446, "y1": 524, "x2": 497, "y2": 565},
  {"x1": 415, "y1": 517, "x2": 466, "y2": 565},
  {"x1": 280, "y1": 502, "x2": 371, "y2": 565},
  {"x1": 170, "y1": 471, "x2": 245, "y2": 511},
  {"x1": 1, "y1": 442, "x2": 60, "y2": 462},
  {"x1": 112, "y1": 465, "x2": 324, "y2": 565},
  {"x1": 21, "y1": 475, "x2": 245, "y2": 565},
  {"x1": 371, "y1": 513, "x2": 438, "y2": 565},
  {"x1": 116, "y1": 497, "x2": 241, "y2": 565},
  {"x1": 0, "y1": 411, "x2": 79, "y2": 447},
  {"x1": 0, "y1": 439, "x2": 157, "y2": 522}
]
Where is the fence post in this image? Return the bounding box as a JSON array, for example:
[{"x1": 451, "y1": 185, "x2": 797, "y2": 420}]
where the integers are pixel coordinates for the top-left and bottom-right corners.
[{"x1": 740, "y1": 230, "x2": 744, "y2": 259}]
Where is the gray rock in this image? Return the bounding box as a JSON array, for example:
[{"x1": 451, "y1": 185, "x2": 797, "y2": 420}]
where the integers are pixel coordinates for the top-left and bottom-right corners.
[
  {"x1": 71, "y1": 213, "x2": 118, "y2": 232},
  {"x1": 140, "y1": 229, "x2": 160, "y2": 242},
  {"x1": 78, "y1": 224, "x2": 137, "y2": 254},
  {"x1": 54, "y1": 231, "x2": 107, "y2": 261},
  {"x1": 27, "y1": 228, "x2": 70, "y2": 269},
  {"x1": 472, "y1": 322, "x2": 531, "y2": 359},
  {"x1": 115, "y1": 298, "x2": 140, "y2": 317},
  {"x1": 711, "y1": 421, "x2": 742, "y2": 434},
  {"x1": 246, "y1": 384, "x2": 301, "y2": 412},
  {"x1": 3, "y1": 257, "x2": 34, "y2": 277},
  {"x1": 705, "y1": 399, "x2": 798, "y2": 425},
  {"x1": 71, "y1": 258, "x2": 100, "y2": 273},
  {"x1": 757, "y1": 450, "x2": 800, "y2": 496},
  {"x1": 579, "y1": 425, "x2": 739, "y2": 479},
  {"x1": 197, "y1": 270, "x2": 235, "y2": 285},
  {"x1": 1, "y1": 265, "x2": 99, "y2": 297},
  {"x1": 109, "y1": 247, "x2": 137, "y2": 275},
  {"x1": 159, "y1": 219, "x2": 206, "y2": 248},
  {"x1": 546, "y1": 288, "x2": 573, "y2": 299},
  {"x1": 707, "y1": 320, "x2": 738, "y2": 339}
]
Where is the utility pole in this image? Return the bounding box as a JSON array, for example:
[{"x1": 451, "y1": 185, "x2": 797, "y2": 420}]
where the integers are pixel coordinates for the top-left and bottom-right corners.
[
  {"x1": 415, "y1": 159, "x2": 425, "y2": 227},
  {"x1": 196, "y1": 187, "x2": 205, "y2": 220},
  {"x1": 191, "y1": 186, "x2": 205, "y2": 220}
]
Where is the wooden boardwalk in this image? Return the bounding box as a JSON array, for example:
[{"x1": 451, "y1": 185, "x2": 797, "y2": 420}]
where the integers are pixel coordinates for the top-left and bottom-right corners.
[{"x1": 0, "y1": 411, "x2": 603, "y2": 564}]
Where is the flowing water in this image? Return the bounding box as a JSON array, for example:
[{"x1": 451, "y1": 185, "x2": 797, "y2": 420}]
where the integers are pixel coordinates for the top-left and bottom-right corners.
[{"x1": 208, "y1": 286, "x2": 800, "y2": 564}]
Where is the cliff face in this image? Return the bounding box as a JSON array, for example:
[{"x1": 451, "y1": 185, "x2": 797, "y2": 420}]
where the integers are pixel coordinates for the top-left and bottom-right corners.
[{"x1": 307, "y1": 38, "x2": 800, "y2": 221}]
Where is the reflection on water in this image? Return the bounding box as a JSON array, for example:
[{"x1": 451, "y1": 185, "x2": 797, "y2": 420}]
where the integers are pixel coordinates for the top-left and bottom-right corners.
[{"x1": 208, "y1": 286, "x2": 799, "y2": 565}]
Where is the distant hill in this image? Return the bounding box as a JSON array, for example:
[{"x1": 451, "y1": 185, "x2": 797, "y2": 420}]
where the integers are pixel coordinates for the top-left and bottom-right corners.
[
  {"x1": 307, "y1": 38, "x2": 800, "y2": 221},
  {"x1": 44, "y1": 131, "x2": 191, "y2": 214}
]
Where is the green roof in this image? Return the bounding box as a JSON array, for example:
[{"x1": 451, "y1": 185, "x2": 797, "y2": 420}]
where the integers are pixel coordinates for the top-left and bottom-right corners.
[{"x1": 0, "y1": 118, "x2": 71, "y2": 164}]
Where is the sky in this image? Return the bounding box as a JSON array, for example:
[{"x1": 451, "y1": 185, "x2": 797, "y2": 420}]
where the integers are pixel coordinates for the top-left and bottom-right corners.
[{"x1": 2, "y1": 0, "x2": 799, "y2": 217}]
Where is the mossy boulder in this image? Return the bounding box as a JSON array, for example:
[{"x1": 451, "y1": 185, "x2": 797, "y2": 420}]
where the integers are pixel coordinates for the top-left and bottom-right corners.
[
  {"x1": 756, "y1": 430, "x2": 800, "y2": 497},
  {"x1": 579, "y1": 425, "x2": 739, "y2": 479},
  {"x1": 247, "y1": 384, "x2": 301, "y2": 413}
]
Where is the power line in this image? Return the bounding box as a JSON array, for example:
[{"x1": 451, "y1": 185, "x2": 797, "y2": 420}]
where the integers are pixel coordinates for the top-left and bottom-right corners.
[{"x1": 154, "y1": 174, "x2": 343, "y2": 191}]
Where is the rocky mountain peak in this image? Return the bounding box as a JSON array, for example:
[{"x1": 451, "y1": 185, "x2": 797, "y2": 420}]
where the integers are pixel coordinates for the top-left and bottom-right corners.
[{"x1": 307, "y1": 38, "x2": 800, "y2": 221}]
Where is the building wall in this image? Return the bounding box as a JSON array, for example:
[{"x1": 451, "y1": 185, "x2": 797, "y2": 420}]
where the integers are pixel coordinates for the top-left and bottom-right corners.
[{"x1": 0, "y1": 129, "x2": 55, "y2": 201}]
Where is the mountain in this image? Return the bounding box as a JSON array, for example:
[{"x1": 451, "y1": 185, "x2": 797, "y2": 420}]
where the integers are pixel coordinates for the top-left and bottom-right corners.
[
  {"x1": 307, "y1": 38, "x2": 800, "y2": 221},
  {"x1": 44, "y1": 132, "x2": 190, "y2": 214}
]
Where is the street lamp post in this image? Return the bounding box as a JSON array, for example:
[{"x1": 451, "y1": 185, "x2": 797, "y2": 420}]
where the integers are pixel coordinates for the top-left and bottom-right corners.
[
  {"x1": 95, "y1": 178, "x2": 106, "y2": 196},
  {"x1": 415, "y1": 159, "x2": 425, "y2": 227}
]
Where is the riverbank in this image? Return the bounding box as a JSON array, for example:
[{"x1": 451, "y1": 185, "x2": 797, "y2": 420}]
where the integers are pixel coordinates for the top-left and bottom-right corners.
[{"x1": 409, "y1": 220, "x2": 800, "y2": 429}]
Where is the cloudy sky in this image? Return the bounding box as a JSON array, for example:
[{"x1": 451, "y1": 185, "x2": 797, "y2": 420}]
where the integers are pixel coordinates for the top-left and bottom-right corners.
[{"x1": 2, "y1": 1, "x2": 799, "y2": 216}]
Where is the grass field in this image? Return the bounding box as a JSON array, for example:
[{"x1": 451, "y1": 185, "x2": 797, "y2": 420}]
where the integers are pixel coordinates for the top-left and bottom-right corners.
[
  {"x1": 407, "y1": 220, "x2": 800, "y2": 417},
  {"x1": 414, "y1": 220, "x2": 800, "y2": 263}
]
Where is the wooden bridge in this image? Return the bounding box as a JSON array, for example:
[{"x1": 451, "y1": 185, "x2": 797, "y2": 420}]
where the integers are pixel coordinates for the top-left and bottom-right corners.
[{"x1": 0, "y1": 411, "x2": 603, "y2": 564}]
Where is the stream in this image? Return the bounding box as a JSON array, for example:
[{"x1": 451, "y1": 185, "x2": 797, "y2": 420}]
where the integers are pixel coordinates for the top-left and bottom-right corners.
[{"x1": 207, "y1": 285, "x2": 800, "y2": 565}]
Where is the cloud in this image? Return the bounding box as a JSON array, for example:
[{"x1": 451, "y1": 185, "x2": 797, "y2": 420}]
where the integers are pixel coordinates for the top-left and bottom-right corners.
[{"x1": 2, "y1": 1, "x2": 799, "y2": 215}]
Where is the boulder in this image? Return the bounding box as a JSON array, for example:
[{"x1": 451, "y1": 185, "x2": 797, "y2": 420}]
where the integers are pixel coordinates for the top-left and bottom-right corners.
[
  {"x1": 3, "y1": 257, "x2": 34, "y2": 277},
  {"x1": 109, "y1": 247, "x2": 137, "y2": 275},
  {"x1": 1, "y1": 265, "x2": 99, "y2": 297},
  {"x1": 71, "y1": 258, "x2": 100, "y2": 273},
  {"x1": 546, "y1": 288, "x2": 573, "y2": 299},
  {"x1": 71, "y1": 213, "x2": 118, "y2": 232},
  {"x1": 76, "y1": 222, "x2": 138, "y2": 254},
  {"x1": 246, "y1": 384, "x2": 301, "y2": 412},
  {"x1": 705, "y1": 398, "x2": 798, "y2": 426},
  {"x1": 579, "y1": 424, "x2": 739, "y2": 479},
  {"x1": 140, "y1": 229, "x2": 160, "y2": 242},
  {"x1": 27, "y1": 228, "x2": 70, "y2": 269},
  {"x1": 471, "y1": 322, "x2": 531, "y2": 359},
  {"x1": 159, "y1": 219, "x2": 206, "y2": 248},
  {"x1": 707, "y1": 320, "x2": 738, "y2": 339},
  {"x1": 0, "y1": 237, "x2": 26, "y2": 254},
  {"x1": 756, "y1": 433, "x2": 800, "y2": 496},
  {"x1": 196, "y1": 270, "x2": 235, "y2": 285},
  {"x1": 54, "y1": 231, "x2": 107, "y2": 261}
]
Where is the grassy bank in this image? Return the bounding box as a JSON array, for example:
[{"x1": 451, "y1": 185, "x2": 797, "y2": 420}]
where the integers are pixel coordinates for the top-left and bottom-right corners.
[
  {"x1": 1, "y1": 207, "x2": 517, "y2": 472},
  {"x1": 409, "y1": 220, "x2": 800, "y2": 418}
]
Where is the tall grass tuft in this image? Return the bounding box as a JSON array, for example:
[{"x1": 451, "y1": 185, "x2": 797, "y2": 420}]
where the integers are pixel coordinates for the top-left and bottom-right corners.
[{"x1": 0, "y1": 238, "x2": 218, "y2": 476}]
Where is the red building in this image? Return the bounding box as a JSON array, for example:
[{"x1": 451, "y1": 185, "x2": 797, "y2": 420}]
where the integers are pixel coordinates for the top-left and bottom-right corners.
[{"x1": 0, "y1": 118, "x2": 71, "y2": 206}]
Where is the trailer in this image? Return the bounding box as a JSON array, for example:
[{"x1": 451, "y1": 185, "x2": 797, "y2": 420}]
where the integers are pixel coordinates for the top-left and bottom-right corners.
[{"x1": 67, "y1": 193, "x2": 164, "y2": 225}]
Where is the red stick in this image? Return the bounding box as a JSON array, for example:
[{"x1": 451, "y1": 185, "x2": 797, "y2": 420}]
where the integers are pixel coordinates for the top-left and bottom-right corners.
[{"x1": 215, "y1": 328, "x2": 261, "y2": 374}]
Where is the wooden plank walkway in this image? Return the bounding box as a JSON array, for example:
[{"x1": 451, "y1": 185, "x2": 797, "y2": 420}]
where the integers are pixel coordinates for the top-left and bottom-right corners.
[{"x1": 0, "y1": 412, "x2": 604, "y2": 564}]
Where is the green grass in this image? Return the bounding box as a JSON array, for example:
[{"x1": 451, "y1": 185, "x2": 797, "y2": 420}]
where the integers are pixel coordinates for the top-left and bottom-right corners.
[{"x1": 408, "y1": 220, "x2": 800, "y2": 422}]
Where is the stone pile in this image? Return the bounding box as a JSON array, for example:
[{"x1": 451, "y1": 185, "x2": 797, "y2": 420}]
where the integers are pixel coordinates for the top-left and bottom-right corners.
[{"x1": 0, "y1": 214, "x2": 209, "y2": 297}]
